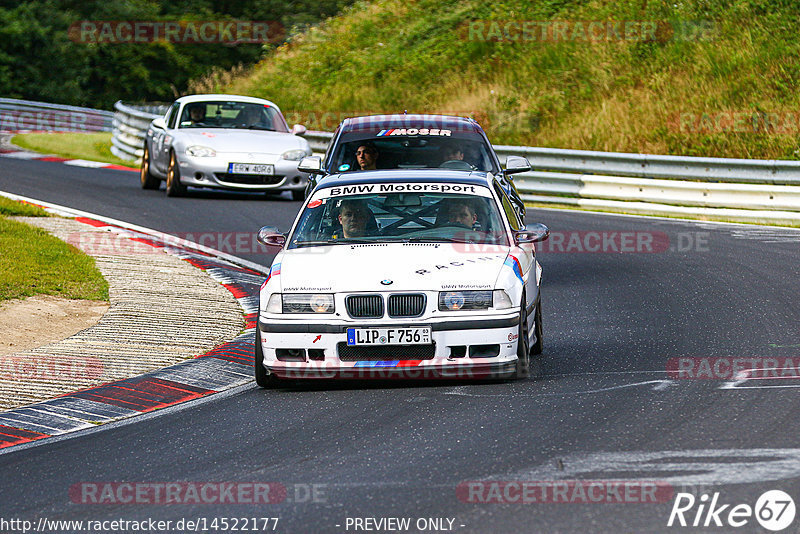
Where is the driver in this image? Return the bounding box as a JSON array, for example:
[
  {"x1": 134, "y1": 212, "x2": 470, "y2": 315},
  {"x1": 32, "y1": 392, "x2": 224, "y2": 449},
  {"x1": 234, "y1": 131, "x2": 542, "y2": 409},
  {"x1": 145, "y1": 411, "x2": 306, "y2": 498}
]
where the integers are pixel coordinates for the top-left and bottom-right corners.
[
  {"x1": 439, "y1": 198, "x2": 478, "y2": 228},
  {"x1": 187, "y1": 104, "x2": 206, "y2": 126},
  {"x1": 336, "y1": 199, "x2": 374, "y2": 238}
]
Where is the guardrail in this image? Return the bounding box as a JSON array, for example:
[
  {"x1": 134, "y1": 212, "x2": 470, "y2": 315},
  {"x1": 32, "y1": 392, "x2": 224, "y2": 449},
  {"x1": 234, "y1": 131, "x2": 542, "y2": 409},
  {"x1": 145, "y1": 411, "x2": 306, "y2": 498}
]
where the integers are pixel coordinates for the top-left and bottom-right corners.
[
  {"x1": 111, "y1": 109, "x2": 800, "y2": 222},
  {"x1": 111, "y1": 101, "x2": 169, "y2": 162},
  {"x1": 0, "y1": 98, "x2": 113, "y2": 132}
]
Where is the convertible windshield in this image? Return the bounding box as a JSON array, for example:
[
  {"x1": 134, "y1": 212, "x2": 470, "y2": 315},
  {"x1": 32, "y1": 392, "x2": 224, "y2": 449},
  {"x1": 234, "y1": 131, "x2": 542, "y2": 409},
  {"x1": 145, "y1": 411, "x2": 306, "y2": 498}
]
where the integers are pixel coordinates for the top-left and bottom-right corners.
[
  {"x1": 288, "y1": 183, "x2": 510, "y2": 248},
  {"x1": 329, "y1": 130, "x2": 498, "y2": 173},
  {"x1": 178, "y1": 101, "x2": 289, "y2": 132}
]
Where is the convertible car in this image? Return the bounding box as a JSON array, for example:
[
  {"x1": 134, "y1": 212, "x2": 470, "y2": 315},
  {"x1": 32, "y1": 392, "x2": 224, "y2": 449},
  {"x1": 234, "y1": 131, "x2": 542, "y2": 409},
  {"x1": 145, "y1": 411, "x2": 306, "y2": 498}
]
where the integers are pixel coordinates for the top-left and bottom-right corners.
[
  {"x1": 254, "y1": 169, "x2": 549, "y2": 385},
  {"x1": 140, "y1": 94, "x2": 312, "y2": 199}
]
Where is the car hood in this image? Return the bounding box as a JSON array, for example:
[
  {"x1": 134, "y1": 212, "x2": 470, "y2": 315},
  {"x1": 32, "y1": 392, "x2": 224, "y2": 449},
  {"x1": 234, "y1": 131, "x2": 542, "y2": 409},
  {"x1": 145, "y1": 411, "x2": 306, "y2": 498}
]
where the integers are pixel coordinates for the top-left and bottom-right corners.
[
  {"x1": 177, "y1": 129, "x2": 308, "y2": 154},
  {"x1": 275, "y1": 244, "x2": 510, "y2": 293}
]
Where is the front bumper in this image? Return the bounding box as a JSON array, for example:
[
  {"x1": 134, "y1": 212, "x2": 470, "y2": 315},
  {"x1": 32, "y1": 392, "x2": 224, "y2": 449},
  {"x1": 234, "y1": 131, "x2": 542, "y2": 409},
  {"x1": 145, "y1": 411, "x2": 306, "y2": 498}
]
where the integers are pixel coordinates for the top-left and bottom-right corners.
[
  {"x1": 178, "y1": 156, "x2": 309, "y2": 192},
  {"x1": 257, "y1": 314, "x2": 521, "y2": 380}
]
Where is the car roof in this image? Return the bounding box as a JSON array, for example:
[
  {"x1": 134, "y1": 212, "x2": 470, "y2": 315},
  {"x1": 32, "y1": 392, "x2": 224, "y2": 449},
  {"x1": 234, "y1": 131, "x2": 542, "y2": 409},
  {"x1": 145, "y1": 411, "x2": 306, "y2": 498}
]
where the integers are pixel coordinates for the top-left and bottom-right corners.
[
  {"x1": 315, "y1": 169, "x2": 494, "y2": 190},
  {"x1": 339, "y1": 114, "x2": 484, "y2": 134},
  {"x1": 175, "y1": 94, "x2": 280, "y2": 110}
]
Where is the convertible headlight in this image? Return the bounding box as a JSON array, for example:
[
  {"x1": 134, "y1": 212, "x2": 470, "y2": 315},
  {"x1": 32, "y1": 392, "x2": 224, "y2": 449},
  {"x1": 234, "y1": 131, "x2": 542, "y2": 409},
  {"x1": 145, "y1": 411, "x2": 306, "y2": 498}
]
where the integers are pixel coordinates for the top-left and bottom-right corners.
[
  {"x1": 281, "y1": 293, "x2": 335, "y2": 313},
  {"x1": 281, "y1": 149, "x2": 308, "y2": 161},
  {"x1": 438, "y1": 290, "x2": 513, "y2": 311},
  {"x1": 186, "y1": 145, "x2": 216, "y2": 157}
]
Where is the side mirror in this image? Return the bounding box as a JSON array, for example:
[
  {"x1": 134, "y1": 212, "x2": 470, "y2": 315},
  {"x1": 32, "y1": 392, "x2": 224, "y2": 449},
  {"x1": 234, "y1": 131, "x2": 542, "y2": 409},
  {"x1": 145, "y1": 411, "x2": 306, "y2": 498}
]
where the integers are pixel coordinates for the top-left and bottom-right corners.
[
  {"x1": 298, "y1": 155, "x2": 325, "y2": 174},
  {"x1": 291, "y1": 124, "x2": 307, "y2": 136},
  {"x1": 152, "y1": 117, "x2": 167, "y2": 130},
  {"x1": 504, "y1": 155, "x2": 531, "y2": 175},
  {"x1": 257, "y1": 226, "x2": 286, "y2": 247},
  {"x1": 514, "y1": 223, "x2": 549, "y2": 244}
]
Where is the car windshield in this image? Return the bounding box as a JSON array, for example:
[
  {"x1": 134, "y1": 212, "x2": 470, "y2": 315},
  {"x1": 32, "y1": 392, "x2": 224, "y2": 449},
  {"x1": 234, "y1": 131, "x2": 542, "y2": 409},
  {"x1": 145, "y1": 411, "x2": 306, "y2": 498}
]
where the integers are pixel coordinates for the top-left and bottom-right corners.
[
  {"x1": 178, "y1": 101, "x2": 289, "y2": 132},
  {"x1": 287, "y1": 182, "x2": 510, "y2": 248},
  {"x1": 328, "y1": 128, "x2": 498, "y2": 173}
]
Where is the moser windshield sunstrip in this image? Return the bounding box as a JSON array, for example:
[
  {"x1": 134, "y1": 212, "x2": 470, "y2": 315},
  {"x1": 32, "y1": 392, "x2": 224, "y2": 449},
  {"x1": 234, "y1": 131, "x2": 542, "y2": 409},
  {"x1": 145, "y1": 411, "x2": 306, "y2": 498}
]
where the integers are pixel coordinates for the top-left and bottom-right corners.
[{"x1": 254, "y1": 170, "x2": 549, "y2": 385}]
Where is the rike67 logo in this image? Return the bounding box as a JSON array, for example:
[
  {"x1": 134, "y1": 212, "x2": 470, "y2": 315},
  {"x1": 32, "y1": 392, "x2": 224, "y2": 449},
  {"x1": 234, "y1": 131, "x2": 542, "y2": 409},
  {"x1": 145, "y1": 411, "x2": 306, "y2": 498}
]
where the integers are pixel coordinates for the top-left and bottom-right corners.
[{"x1": 668, "y1": 490, "x2": 795, "y2": 531}]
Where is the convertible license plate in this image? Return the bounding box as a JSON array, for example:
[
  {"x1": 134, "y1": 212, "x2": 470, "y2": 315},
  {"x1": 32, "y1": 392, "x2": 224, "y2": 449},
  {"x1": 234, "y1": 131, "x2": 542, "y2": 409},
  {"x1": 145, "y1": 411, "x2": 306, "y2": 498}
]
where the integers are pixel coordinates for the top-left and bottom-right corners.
[
  {"x1": 347, "y1": 327, "x2": 431, "y2": 346},
  {"x1": 228, "y1": 163, "x2": 274, "y2": 175}
]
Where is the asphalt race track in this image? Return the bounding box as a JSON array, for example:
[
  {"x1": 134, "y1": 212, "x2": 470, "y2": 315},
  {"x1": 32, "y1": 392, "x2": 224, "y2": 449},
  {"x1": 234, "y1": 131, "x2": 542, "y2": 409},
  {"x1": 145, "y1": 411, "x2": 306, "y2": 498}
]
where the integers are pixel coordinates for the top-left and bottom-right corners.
[{"x1": 2, "y1": 158, "x2": 800, "y2": 533}]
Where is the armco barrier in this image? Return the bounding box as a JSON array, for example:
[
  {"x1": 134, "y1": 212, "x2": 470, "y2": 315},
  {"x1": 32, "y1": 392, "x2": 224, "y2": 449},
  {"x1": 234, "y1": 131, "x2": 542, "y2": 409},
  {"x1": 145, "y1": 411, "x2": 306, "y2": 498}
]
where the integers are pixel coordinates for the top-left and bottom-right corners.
[
  {"x1": 0, "y1": 98, "x2": 113, "y2": 132},
  {"x1": 109, "y1": 107, "x2": 800, "y2": 222},
  {"x1": 111, "y1": 101, "x2": 169, "y2": 162}
]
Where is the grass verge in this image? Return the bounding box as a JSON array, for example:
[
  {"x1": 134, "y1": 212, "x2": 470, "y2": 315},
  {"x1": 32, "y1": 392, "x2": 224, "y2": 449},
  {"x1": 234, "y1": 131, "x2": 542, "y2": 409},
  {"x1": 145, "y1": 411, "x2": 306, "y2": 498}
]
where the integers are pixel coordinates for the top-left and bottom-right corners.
[
  {"x1": 0, "y1": 199, "x2": 109, "y2": 302},
  {"x1": 199, "y1": 0, "x2": 800, "y2": 160},
  {"x1": 10, "y1": 132, "x2": 136, "y2": 168}
]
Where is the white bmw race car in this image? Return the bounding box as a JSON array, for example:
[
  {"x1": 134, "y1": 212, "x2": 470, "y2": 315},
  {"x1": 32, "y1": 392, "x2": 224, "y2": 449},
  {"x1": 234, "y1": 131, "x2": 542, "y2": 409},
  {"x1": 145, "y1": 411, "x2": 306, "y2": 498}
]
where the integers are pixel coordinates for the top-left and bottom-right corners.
[{"x1": 255, "y1": 169, "x2": 549, "y2": 385}]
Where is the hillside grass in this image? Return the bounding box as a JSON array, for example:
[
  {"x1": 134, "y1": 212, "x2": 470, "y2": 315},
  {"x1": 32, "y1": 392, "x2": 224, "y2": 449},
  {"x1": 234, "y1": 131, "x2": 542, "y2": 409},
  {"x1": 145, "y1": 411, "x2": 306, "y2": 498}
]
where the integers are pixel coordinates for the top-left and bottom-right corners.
[
  {"x1": 0, "y1": 198, "x2": 109, "y2": 302},
  {"x1": 11, "y1": 132, "x2": 136, "y2": 168},
  {"x1": 191, "y1": 0, "x2": 800, "y2": 160}
]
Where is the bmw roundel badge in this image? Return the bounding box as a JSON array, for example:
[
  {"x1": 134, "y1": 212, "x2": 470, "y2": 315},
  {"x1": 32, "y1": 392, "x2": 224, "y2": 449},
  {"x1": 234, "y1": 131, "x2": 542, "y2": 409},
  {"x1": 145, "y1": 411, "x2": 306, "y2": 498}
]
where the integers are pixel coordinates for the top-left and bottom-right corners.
[{"x1": 380, "y1": 279, "x2": 393, "y2": 285}]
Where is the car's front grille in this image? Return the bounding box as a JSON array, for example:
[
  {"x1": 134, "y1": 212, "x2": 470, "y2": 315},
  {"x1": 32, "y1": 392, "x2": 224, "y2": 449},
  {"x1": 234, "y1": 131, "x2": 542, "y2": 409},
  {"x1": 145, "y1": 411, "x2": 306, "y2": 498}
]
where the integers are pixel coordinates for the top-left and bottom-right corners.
[
  {"x1": 214, "y1": 173, "x2": 284, "y2": 185},
  {"x1": 346, "y1": 295, "x2": 384, "y2": 318},
  {"x1": 387, "y1": 294, "x2": 426, "y2": 317},
  {"x1": 337, "y1": 343, "x2": 436, "y2": 361}
]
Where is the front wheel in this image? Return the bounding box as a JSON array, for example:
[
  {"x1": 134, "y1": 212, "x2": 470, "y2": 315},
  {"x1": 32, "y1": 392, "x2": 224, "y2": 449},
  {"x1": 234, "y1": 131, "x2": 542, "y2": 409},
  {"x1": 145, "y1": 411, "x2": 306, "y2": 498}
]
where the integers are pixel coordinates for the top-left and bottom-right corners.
[
  {"x1": 140, "y1": 145, "x2": 160, "y2": 190},
  {"x1": 165, "y1": 151, "x2": 186, "y2": 197},
  {"x1": 513, "y1": 301, "x2": 530, "y2": 379}
]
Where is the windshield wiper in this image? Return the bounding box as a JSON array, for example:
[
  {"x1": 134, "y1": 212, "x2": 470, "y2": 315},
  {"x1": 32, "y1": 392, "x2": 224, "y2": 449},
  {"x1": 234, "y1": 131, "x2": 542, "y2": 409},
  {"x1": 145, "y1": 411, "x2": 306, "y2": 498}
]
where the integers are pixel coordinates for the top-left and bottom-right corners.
[{"x1": 292, "y1": 238, "x2": 385, "y2": 248}]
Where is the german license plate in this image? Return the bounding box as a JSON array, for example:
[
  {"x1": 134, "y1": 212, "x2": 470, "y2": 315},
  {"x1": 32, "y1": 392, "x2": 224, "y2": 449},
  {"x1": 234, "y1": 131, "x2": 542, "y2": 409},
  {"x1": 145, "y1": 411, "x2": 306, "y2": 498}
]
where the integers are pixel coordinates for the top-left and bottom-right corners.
[
  {"x1": 346, "y1": 327, "x2": 431, "y2": 346},
  {"x1": 228, "y1": 163, "x2": 274, "y2": 175}
]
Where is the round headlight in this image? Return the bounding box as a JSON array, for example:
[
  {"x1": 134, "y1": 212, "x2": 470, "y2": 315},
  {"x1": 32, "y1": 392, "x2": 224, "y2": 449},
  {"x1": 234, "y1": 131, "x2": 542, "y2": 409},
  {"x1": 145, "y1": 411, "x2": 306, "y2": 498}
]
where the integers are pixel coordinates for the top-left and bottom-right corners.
[
  {"x1": 309, "y1": 294, "x2": 333, "y2": 313},
  {"x1": 442, "y1": 292, "x2": 465, "y2": 311}
]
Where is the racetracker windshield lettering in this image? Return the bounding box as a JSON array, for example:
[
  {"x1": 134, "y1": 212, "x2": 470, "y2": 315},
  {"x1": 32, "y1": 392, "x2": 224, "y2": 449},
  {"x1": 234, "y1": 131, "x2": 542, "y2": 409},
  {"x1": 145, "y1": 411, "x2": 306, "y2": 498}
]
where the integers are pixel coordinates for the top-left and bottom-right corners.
[{"x1": 376, "y1": 128, "x2": 452, "y2": 136}]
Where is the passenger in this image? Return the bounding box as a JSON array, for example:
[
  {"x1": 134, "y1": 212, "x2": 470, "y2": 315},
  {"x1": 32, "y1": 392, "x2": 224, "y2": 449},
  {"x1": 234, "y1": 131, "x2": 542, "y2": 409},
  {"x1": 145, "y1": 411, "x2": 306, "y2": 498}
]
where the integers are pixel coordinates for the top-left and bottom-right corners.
[
  {"x1": 439, "y1": 198, "x2": 478, "y2": 229},
  {"x1": 355, "y1": 143, "x2": 379, "y2": 171},
  {"x1": 440, "y1": 144, "x2": 476, "y2": 170},
  {"x1": 337, "y1": 199, "x2": 374, "y2": 238},
  {"x1": 237, "y1": 105, "x2": 265, "y2": 128},
  {"x1": 442, "y1": 146, "x2": 465, "y2": 163}
]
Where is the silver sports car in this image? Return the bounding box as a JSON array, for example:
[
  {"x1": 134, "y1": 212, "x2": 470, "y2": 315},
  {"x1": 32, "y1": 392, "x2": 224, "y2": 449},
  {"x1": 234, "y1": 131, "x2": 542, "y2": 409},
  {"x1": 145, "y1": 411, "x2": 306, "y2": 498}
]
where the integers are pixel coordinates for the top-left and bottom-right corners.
[{"x1": 140, "y1": 94, "x2": 312, "y2": 199}]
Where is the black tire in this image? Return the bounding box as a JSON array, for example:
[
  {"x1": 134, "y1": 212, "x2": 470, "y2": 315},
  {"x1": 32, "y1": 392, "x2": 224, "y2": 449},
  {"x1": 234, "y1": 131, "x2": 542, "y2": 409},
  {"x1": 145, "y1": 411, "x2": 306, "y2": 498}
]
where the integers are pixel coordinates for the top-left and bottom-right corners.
[
  {"x1": 165, "y1": 151, "x2": 186, "y2": 197},
  {"x1": 531, "y1": 296, "x2": 543, "y2": 356},
  {"x1": 291, "y1": 189, "x2": 305, "y2": 201},
  {"x1": 254, "y1": 329, "x2": 280, "y2": 388},
  {"x1": 140, "y1": 145, "x2": 160, "y2": 190},
  {"x1": 514, "y1": 299, "x2": 530, "y2": 379}
]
